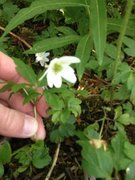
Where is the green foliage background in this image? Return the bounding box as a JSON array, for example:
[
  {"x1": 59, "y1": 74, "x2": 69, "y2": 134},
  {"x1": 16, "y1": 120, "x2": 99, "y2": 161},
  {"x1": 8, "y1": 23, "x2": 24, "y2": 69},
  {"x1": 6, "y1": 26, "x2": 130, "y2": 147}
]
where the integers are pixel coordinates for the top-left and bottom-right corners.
[{"x1": 0, "y1": 0, "x2": 135, "y2": 179}]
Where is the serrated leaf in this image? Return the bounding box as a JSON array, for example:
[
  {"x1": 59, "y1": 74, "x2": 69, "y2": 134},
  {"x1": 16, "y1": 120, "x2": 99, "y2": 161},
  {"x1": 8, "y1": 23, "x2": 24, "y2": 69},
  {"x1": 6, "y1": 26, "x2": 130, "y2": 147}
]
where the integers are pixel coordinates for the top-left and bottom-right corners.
[
  {"x1": 123, "y1": 36, "x2": 135, "y2": 57},
  {"x1": 13, "y1": 58, "x2": 37, "y2": 84},
  {"x1": 32, "y1": 142, "x2": 51, "y2": 169},
  {"x1": 50, "y1": 129, "x2": 64, "y2": 143},
  {"x1": 44, "y1": 91, "x2": 64, "y2": 110},
  {"x1": 78, "y1": 140, "x2": 113, "y2": 178},
  {"x1": 2, "y1": 1, "x2": 19, "y2": 22},
  {"x1": 105, "y1": 43, "x2": 117, "y2": 59},
  {"x1": 11, "y1": 83, "x2": 27, "y2": 93},
  {"x1": 0, "y1": 81, "x2": 14, "y2": 92},
  {"x1": 25, "y1": 35, "x2": 80, "y2": 54},
  {"x1": 117, "y1": 113, "x2": 134, "y2": 125},
  {"x1": 89, "y1": 0, "x2": 107, "y2": 65},
  {"x1": 68, "y1": 97, "x2": 81, "y2": 116},
  {"x1": 0, "y1": 162, "x2": 4, "y2": 177},
  {"x1": 124, "y1": 142, "x2": 135, "y2": 160},
  {"x1": 127, "y1": 72, "x2": 135, "y2": 90},
  {"x1": 23, "y1": 91, "x2": 39, "y2": 104},
  {"x1": 111, "y1": 130, "x2": 128, "y2": 171},
  {"x1": 0, "y1": 141, "x2": 12, "y2": 164},
  {"x1": 113, "y1": 62, "x2": 131, "y2": 84},
  {"x1": 126, "y1": 160, "x2": 135, "y2": 180},
  {"x1": 107, "y1": 18, "x2": 135, "y2": 36},
  {"x1": 76, "y1": 33, "x2": 92, "y2": 80},
  {"x1": 123, "y1": 36, "x2": 135, "y2": 49},
  {"x1": 124, "y1": 48, "x2": 135, "y2": 57},
  {"x1": 1, "y1": 0, "x2": 87, "y2": 39}
]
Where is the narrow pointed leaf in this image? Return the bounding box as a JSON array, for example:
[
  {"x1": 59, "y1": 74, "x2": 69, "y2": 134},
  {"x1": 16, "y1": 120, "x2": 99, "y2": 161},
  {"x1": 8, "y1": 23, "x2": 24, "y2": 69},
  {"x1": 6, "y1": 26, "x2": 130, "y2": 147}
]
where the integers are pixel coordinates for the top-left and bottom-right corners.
[
  {"x1": 25, "y1": 35, "x2": 80, "y2": 54},
  {"x1": 89, "y1": 0, "x2": 107, "y2": 65},
  {"x1": 76, "y1": 33, "x2": 92, "y2": 80},
  {"x1": 1, "y1": 0, "x2": 87, "y2": 39},
  {"x1": 107, "y1": 18, "x2": 135, "y2": 36},
  {"x1": 13, "y1": 58, "x2": 37, "y2": 84}
]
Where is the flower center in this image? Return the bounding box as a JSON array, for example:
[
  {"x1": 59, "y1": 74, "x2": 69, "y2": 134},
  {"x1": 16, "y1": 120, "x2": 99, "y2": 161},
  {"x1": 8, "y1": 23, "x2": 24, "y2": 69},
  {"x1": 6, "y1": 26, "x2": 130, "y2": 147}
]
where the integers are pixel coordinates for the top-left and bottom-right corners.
[{"x1": 53, "y1": 63, "x2": 62, "y2": 73}]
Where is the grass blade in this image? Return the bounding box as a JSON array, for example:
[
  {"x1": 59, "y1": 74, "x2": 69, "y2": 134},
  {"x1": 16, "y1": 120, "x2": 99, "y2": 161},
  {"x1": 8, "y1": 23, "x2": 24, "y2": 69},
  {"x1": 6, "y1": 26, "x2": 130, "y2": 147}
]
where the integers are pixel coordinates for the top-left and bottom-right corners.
[
  {"x1": 0, "y1": 0, "x2": 87, "y2": 39},
  {"x1": 89, "y1": 0, "x2": 107, "y2": 65},
  {"x1": 25, "y1": 35, "x2": 80, "y2": 54}
]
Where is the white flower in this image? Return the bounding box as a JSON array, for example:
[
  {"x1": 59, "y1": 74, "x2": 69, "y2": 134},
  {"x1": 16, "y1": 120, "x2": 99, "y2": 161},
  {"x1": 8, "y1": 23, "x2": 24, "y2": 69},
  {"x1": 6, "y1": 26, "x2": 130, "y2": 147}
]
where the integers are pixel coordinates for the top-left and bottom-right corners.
[
  {"x1": 39, "y1": 56, "x2": 80, "y2": 88},
  {"x1": 35, "y1": 52, "x2": 50, "y2": 66}
]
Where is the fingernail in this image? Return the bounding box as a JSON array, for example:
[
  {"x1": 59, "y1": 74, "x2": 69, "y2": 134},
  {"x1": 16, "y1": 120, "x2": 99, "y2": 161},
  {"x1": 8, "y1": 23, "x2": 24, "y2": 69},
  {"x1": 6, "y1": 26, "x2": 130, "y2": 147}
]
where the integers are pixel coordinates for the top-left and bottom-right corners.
[{"x1": 23, "y1": 115, "x2": 38, "y2": 137}]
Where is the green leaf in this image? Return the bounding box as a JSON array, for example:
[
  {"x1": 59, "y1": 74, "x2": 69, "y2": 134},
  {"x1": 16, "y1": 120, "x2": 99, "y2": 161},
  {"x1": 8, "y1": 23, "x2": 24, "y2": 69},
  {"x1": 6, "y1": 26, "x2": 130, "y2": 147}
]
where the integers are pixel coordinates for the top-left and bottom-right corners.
[
  {"x1": 123, "y1": 36, "x2": 135, "y2": 49},
  {"x1": 59, "y1": 123, "x2": 76, "y2": 137},
  {"x1": 124, "y1": 142, "x2": 135, "y2": 160},
  {"x1": 111, "y1": 130, "x2": 128, "y2": 170},
  {"x1": 67, "y1": 97, "x2": 81, "y2": 117},
  {"x1": 2, "y1": 1, "x2": 19, "y2": 22},
  {"x1": 32, "y1": 141, "x2": 51, "y2": 169},
  {"x1": 123, "y1": 36, "x2": 135, "y2": 57},
  {"x1": 25, "y1": 35, "x2": 80, "y2": 54},
  {"x1": 0, "y1": 81, "x2": 14, "y2": 93},
  {"x1": 83, "y1": 124, "x2": 99, "y2": 139},
  {"x1": 76, "y1": 33, "x2": 92, "y2": 80},
  {"x1": 89, "y1": 0, "x2": 107, "y2": 65},
  {"x1": 0, "y1": 162, "x2": 4, "y2": 177},
  {"x1": 78, "y1": 140, "x2": 113, "y2": 178},
  {"x1": 50, "y1": 120, "x2": 76, "y2": 143},
  {"x1": 55, "y1": 26, "x2": 77, "y2": 35},
  {"x1": 1, "y1": 0, "x2": 87, "y2": 39},
  {"x1": 44, "y1": 91, "x2": 64, "y2": 110},
  {"x1": 112, "y1": 62, "x2": 131, "y2": 84},
  {"x1": 127, "y1": 72, "x2": 135, "y2": 101},
  {"x1": 126, "y1": 160, "x2": 135, "y2": 180},
  {"x1": 13, "y1": 58, "x2": 37, "y2": 84},
  {"x1": 117, "y1": 113, "x2": 135, "y2": 125},
  {"x1": 105, "y1": 43, "x2": 118, "y2": 59},
  {"x1": 14, "y1": 148, "x2": 31, "y2": 166},
  {"x1": 0, "y1": 141, "x2": 12, "y2": 164},
  {"x1": 11, "y1": 83, "x2": 27, "y2": 93},
  {"x1": 107, "y1": 18, "x2": 135, "y2": 37}
]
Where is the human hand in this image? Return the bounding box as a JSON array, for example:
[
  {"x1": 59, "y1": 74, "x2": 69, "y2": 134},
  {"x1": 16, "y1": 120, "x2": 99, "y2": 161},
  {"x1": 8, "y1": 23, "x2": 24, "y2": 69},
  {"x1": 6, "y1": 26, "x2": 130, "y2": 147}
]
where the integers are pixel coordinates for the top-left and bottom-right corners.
[{"x1": 0, "y1": 52, "x2": 48, "y2": 139}]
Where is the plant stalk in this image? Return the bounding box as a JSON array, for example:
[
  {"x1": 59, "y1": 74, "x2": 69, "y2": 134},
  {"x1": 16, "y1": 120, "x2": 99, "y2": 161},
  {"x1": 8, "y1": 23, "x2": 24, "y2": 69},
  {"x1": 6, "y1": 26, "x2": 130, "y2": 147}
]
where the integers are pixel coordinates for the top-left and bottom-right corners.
[
  {"x1": 112, "y1": 0, "x2": 133, "y2": 81},
  {"x1": 45, "y1": 143, "x2": 61, "y2": 180}
]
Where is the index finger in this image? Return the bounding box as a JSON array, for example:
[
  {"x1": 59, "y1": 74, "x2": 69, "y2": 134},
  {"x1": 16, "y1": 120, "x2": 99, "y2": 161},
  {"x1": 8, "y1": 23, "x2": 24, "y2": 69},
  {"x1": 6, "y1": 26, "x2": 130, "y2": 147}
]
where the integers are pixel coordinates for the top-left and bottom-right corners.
[
  {"x1": 0, "y1": 51, "x2": 48, "y2": 117},
  {"x1": 0, "y1": 51, "x2": 27, "y2": 83}
]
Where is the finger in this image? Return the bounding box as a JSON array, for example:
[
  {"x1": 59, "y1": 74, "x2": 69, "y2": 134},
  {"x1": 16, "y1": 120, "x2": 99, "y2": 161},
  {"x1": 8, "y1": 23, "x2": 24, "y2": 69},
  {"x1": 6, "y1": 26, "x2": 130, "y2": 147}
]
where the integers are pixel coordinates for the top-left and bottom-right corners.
[
  {"x1": 36, "y1": 96, "x2": 49, "y2": 117},
  {"x1": 0, "y1": 99, "x2": 9, "y2": 107},
  {"x1": 32, "y1": 115, "x2": 46, "y2": 140},
  {"x1": 0, "y1": 53, "x2": 48, "y2": 117},
  {"x1": 0, "y1": 104, "x2": 38, "y2": 138},
  {"x1": 0, "y1": 51, "x2": 26, "y2": 83},
  {"x1": 0, "y1": 91, "x2": 34, "y2": 115}
]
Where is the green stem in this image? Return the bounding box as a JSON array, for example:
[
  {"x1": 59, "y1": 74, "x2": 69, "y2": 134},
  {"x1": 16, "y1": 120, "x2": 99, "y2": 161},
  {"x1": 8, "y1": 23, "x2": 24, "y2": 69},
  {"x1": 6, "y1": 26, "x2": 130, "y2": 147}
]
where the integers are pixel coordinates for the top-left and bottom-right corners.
[
  {"x1": 99, "y1": 111, "x2": 106, "y2": 139},
  {"x1": 85, "y1": 0, "x2": 91, "y2": 30},
  {"x1": 112, "y1": 0, "x2": 133, "y2": 81}
]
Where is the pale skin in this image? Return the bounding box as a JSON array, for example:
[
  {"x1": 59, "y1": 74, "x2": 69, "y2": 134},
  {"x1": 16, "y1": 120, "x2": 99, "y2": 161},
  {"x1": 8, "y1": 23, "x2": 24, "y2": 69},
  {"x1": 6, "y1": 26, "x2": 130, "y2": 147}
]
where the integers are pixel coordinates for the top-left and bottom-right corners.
[{"x1": 0, "y1": 51, "x2": 48, "y2": 139}]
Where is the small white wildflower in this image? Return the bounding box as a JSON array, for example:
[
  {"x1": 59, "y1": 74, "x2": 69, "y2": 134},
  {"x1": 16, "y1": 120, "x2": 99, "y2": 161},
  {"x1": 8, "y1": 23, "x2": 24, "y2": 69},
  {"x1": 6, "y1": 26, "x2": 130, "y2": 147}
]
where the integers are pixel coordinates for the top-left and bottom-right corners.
[
  {"x1": 126, "y1": 167, "x2": 130, "y2": 173},
  {"x1": 35, "y1": 52, "x2": 50, "y2": 67},
  {"x1": 39, "y1": 56, "x2": 80, "y2": 88}
]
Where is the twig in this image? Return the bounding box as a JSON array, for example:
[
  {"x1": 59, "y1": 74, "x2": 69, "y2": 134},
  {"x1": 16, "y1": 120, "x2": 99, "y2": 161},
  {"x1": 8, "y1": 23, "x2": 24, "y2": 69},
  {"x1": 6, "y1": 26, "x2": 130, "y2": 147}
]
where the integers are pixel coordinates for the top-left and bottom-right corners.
[
  {"x1": 0, "y1": 25, "x2": 32, "y2": 49},
  {"x1": 45, "y1": 143, "x2": 61, "y2": 180},
  {"x1": 56, "y1": 166, "x2": 78, "y2": 180}
]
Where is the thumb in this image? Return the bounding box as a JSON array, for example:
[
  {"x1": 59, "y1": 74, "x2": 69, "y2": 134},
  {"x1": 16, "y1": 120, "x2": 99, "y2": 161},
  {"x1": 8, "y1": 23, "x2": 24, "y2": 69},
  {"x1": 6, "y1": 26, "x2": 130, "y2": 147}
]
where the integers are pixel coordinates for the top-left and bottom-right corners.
[{"x1": 0, "y1": 104, "x2": 38, "y2": 138}]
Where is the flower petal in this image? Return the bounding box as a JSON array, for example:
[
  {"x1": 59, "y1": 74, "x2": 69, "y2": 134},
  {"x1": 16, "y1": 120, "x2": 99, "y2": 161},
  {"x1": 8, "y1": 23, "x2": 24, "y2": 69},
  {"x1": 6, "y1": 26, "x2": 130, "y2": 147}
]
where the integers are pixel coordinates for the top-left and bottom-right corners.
[
  {"x1": 53, "y1": 74, "x2": 62, "y2": 88},
  {"x1": 61, "y1": 66, "x2": 77, "y2": 83},
  {"x1": 46, "y1": 70, "x2": 55, "y2": 88},
  {"x1": 35, "y1": 52, "x2": 50, "y2": 66},
  {"x1": 59, "y1": 56, "x2": 80, "y2": 65},
  {"x1": 47, "y1": 70, "x2": 62, "y2": 88}
]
